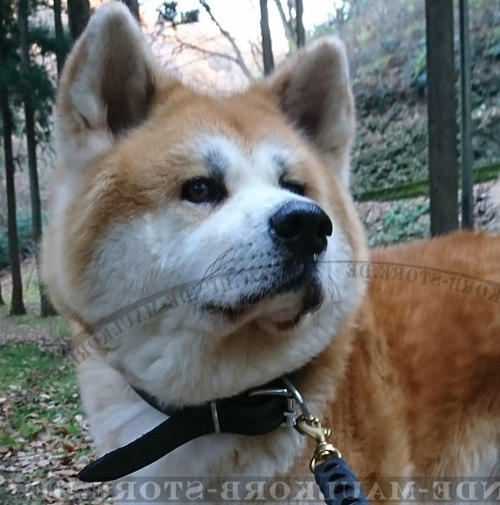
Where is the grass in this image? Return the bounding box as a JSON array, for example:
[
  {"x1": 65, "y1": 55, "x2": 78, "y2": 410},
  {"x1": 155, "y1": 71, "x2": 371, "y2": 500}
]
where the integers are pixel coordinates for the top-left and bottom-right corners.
[
  {"x1": 0, "y1": 342, "x2": 82, "y2": 450},
  {"x1": 8, "y1": 311, "x2": 71, "y2": 338},
  {"x1": 2, "y1": 268, "x2": 44, "y2": 307},
  {"x1": 0, "y1": 303, "x2": 70, "y2": 330},
  {"x1": 0, "y1": 270, "x2": 71, "y2": 338},
  {"x1": 354, "y1": 161, "x2": 500, "y2": 202},
  {"x1": 0, "y1": 264, "x2": 112, "y2": 503}
]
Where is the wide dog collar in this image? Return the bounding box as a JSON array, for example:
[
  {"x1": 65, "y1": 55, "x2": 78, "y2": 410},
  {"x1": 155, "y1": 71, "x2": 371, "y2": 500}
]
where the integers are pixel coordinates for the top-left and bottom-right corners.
[{"x1": 78, "y1": 377, "x2": 304, "y2": 482}]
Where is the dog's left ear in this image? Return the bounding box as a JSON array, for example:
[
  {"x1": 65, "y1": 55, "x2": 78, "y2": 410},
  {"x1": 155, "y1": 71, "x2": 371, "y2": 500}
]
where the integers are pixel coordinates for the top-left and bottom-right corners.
[{"x1": 264, "y1": 37, "x2": 355, "y2": 185}]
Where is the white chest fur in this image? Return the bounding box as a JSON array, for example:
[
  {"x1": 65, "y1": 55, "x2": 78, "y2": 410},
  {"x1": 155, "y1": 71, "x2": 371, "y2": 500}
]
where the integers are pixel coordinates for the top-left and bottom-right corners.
[{"x1": 78, "y1": 353, "x2": 308, "y2": 504}]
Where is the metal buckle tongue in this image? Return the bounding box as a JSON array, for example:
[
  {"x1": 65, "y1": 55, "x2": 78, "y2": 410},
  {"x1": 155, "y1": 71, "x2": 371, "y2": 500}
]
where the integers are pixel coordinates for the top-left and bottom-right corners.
[
  {"x1": 247, "y1": 377, "x2": 310, "y2": 426},
  {"x1": 248, "y1": 377, "x2": 341, "y2": 472}
]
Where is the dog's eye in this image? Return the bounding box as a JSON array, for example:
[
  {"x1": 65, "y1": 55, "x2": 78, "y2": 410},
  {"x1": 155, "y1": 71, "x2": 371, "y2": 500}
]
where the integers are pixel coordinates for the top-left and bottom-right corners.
[
  {"x1": 280, "y1": 178, "x2": 306, "y2": 196},
  {"x1": 182, "y1": 177, "x2": 227, "y2": 204}
]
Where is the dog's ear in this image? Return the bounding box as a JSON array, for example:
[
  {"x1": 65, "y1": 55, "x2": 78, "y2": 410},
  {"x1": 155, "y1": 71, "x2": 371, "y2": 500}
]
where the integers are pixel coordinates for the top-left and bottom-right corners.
[
  {"x1": 265, "y1": 37, "x2": 355, "y2": 185},
  {"x1": 56, "y1": 2, "x2": 163, "y2": 170}
]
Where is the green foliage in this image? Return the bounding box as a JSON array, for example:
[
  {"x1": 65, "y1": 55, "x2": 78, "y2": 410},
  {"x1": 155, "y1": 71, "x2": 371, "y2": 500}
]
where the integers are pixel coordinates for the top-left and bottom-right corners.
[
  {"x1": 0, "y1": 1, "x2": 20, "y2": 89},
  {"x1": 358, "y1": 54, "x2": 392, "y2": 81},
  {"x1": 487, "y1": 41, "x2": 500, "y2": 58},
  {"x1": 0, "y1": 209, "x2": 43, "y2": 269},
  {"x1": 485, "y1": 25, "x2": 500, "y2": 58},
  {"x1": 368, "y1": 201, "x2": 430, "y2": 246},
  {"x1": 0, "y1": 0, "x2": 56, "y2": 143},
  {"x1": 411, "y1": 47, "x2": 426, "y2": 80},
  {"x1": 16, "y1": 210, "x2": 36, "y2": 258},
  {"x1": 29, "y1": 24, "x2": 62, "y2": 55},
  {"x1": 354, "y1": 162, "x2": 500, "y2": 203},
  {"x1": 26, "y1": 64, "x2": 55, "y2": 141},
  {"x1": 355, "y1": 179, "x2": 430, "y2": 202},
  {"x1": 469, "y1": 0, "x2": 493, "y2": 7},
  {"x1": 329, "y1": 0, "x2": 500, "y2": 195},
  {"x1": 351, "y1": 103, "x2": 429, "y2": 193},
  {"x1": 0, "y1": 236, "x2": 7, "y2": 270},
  {"x1": 157, "y1": 1, "x2": 199, "y2": 26},
  {"x1": 485, "y1": 25, "x2": 500, "y2": 50}
]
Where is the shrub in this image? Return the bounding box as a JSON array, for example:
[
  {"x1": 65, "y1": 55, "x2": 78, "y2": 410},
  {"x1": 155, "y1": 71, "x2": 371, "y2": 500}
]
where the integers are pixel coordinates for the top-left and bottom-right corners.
[{"x1": 0, "y1": 210, "x2": 38, "y2": 270}]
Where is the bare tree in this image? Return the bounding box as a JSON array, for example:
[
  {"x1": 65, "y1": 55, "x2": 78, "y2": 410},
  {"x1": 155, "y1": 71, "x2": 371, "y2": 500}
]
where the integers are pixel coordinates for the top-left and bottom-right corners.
[
  {"x1": 68, "y1": 0, "x2": 90, "y2": 41},
  {"x1": 53, "y1": 0, "x2": 66, "y2": 76},
  {"x1": 19, "y1": 0, "x2": 57, "y2": 316},
  {"x1": 249, "y1": 41, "x2": 264, "y2": 75},
  {"x1": 155, "y1": 1, "x2": 252, "y2": 82},
  {"x1": 260, "y1": 0, "x2": 274, "y2": 75},
  {"x1": 198, "y1": 0, "x2": 253, "y2": 80},
  {"x1": 1, "y1": 89, "x2": 26, "y2": 315},
  {"x1": 121, "y1": 0, "x2": 140, "y2": 21},
  {"x1": 273, "y1": 0, "x2": 306, "y2": 48},
  {"x1": 273, "y1": 0, "x2": 295, "y2": 46},
  {"x1": 295, "y1": 0, "x2": 305, "y2": 47}
]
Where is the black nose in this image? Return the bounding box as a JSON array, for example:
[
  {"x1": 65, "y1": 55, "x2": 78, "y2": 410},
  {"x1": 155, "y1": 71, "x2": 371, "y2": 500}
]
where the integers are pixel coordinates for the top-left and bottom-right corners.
[{"x1": 269, "y1": 201, "x2": 333, "y2": 256}]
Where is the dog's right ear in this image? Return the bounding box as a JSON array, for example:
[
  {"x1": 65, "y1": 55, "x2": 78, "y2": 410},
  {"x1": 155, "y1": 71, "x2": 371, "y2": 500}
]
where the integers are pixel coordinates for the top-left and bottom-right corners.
[
  {"x1": 56, "y1": 2, "x2": 163, "y2": 170},
  {"x1": 263, "y1": 37, "x2": 355, "y2": 186}
]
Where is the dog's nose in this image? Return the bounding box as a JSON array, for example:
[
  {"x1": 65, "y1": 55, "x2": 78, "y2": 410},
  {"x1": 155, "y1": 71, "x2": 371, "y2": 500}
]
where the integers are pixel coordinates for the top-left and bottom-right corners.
[{"x1": 269, "y1": 201, "x2": 333, "y2": 256}]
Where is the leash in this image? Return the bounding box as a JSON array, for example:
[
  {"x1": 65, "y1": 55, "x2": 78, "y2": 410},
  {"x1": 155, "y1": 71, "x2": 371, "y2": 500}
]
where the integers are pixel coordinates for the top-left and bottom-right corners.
[
  {"x1": 293, "y1": 407, "x2": 368, "y2": 505},
  {"x1": 78, "y1": 377, "x2": 369, "y2": 505}
]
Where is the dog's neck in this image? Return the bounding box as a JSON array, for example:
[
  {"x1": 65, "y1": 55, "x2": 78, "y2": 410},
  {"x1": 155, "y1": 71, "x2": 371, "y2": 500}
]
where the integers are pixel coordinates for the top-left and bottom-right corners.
[{"x1": 75, "y1": 304, "x2": 365, "y2": 480}]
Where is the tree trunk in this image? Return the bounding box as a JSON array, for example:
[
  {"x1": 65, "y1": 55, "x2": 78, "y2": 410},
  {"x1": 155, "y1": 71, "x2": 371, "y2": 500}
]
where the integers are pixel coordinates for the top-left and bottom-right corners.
[
  {"x1": 260, "y1": 0, "x2": 274, "y2": 75},
  {"x1": 120, "y1": 0, "x2": 140, "y2": 21},
  {"x1": 295, "y1": 0, "x2": 305, "y2": 48},
  {"x1": 1, "y1": 89, "x2": 26, "y2": 316},
  {"x1": 0, "y1": 279, "x2": 4, "y2": 305},
  {"x1": 459, "y1": 0, "x2": 473, "y2": 229},
  {"x1": 425, "y1": 0, "x2": 459, "y2": 235},
  {"x1": 67, "y1": 0, "x2": 90, "y2": 41},
  {"x1": 19, "y1": 0, "x2": 57, "y2": 316},
  {"x1": 53, "y1": 0, "x2": 66, "y2": 77}
]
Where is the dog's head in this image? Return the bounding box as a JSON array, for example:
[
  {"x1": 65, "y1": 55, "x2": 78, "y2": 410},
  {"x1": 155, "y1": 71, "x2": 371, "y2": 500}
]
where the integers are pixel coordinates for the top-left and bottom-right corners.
[{"x1": 42, "y1": 3, "x2": 367, "y2": 405}]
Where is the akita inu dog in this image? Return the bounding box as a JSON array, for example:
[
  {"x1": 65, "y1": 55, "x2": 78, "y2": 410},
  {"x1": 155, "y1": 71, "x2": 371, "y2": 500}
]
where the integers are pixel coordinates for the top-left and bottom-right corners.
[{"x1": 42, "y1": 2, "x2": 500, "y2": 503}]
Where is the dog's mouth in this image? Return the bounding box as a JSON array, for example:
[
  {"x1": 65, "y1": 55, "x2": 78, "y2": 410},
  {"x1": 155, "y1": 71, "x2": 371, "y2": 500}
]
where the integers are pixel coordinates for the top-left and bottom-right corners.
[{"x1": 202, "y1": 257, "x2": 323, "y2": 325}]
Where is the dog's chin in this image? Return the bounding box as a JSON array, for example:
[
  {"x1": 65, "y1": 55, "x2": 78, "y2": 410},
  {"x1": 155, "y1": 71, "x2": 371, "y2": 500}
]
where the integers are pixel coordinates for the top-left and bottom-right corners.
[{"x1": 202, "y1": 262, "x2": 323, "y2": 330}]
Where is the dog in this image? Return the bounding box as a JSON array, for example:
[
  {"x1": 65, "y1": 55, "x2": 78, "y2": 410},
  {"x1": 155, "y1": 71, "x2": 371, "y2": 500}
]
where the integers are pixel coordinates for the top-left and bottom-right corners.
[{"x1": 41, "y1": 3, "x2": 500, "y2": 503}]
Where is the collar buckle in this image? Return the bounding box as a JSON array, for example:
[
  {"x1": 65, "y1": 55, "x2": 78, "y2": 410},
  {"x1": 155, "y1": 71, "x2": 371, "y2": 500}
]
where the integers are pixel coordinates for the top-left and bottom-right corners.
[{"x1": 246, "y1": 377, "x2": 310, "y2": 427}]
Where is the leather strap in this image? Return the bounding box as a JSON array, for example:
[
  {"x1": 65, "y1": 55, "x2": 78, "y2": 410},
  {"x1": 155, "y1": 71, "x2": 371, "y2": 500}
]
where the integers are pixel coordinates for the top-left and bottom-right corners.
[{"x1": 78, "y1": 392, "x2": 289, "y2": 482}]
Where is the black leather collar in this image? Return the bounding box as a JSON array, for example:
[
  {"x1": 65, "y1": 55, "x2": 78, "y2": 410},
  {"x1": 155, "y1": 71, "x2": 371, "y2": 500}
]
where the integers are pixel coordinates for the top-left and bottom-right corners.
[
  {"x1": 78, "y1": 378, "x2": 296, "y2": 482},
  {"x1": 132, "y1": 386, "x2": 184, "y2": 417}
]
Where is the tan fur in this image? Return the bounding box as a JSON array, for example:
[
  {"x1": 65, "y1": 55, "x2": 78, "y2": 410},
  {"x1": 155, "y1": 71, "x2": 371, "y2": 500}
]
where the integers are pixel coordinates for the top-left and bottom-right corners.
[
  {"x1": 296, "y1": 232, "x2": 500, "y2": 478},
  {"x1": 41, "y1": 3, "x2": 500, "y2": 500}
]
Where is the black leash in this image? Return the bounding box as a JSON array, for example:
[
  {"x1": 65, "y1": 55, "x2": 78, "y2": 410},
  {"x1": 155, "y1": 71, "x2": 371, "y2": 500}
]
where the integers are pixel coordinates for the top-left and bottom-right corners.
[{"x1": 314, "y1": 456, "x2": 368, "y2": 505}]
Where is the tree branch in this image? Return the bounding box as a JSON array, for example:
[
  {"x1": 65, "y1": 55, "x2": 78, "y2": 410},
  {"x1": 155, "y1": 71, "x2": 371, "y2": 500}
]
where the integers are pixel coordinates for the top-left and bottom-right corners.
[
  {"x1": 173, "y1": 34, "x2": 242, "y2": 66},
  {"x1": 249, "y1": 41, "x2": 264, "y2": 74},
  {"x1": 198, "y1": 0, "x2": 253, "y2": 80},
  {"x1": 273, "y1": 0, "x2": 295, "y2": 44}
]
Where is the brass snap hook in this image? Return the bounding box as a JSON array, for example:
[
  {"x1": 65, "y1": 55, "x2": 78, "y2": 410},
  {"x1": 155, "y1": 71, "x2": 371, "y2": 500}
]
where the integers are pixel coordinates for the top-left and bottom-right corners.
[{"x1": 295, "y1": 415, "x2": 342, "y2": 472}]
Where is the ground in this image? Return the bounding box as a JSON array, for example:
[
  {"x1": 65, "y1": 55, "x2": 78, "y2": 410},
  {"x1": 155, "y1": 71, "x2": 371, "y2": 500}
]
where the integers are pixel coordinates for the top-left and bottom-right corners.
[{"x1": 0, "y1": 271, "x2": 114, "y2": 504}]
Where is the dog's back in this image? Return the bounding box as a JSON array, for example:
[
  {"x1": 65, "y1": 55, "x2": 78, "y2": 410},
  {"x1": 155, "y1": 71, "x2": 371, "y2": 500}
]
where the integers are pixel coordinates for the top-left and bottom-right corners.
[{"x1": 317, "y1": 232, "x2": 500, "y2": 481}]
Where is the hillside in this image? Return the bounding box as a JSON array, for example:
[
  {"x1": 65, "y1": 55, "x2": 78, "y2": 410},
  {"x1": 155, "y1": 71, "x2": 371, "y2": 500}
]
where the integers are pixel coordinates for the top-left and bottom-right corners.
[{"x1": 334, "y1": 0, "x2": 500, "y2": 194}]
